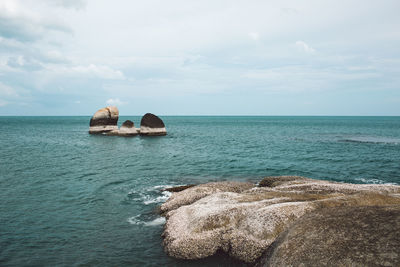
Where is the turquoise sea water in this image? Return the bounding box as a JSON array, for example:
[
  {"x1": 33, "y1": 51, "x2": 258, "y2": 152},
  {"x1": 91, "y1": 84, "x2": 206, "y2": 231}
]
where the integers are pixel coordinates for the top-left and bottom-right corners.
[{"x1": 1, "y1": 116, "x2": 399, "y2": 266}]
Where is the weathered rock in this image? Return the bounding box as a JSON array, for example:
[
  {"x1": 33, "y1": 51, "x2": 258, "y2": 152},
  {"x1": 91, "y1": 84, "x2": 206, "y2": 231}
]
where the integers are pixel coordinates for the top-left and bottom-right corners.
[
  {"x1": 140, "y1": 113, "x2": 167, "y2": 136},
  {"x1": 117, "y1": 120, "x2": 139, "y2": 136},
  {"x1": 89, "y1": 106, "x2": 119, "y2": 134},
  {"x1": 160, "y1": 181, "x2": 254, "y2": 214},
  {"x1": 161, "y1": 176, "x2": 400, "y2": 263},
  {"x1": 258, "y1": 175, "x2": 309, "y2": 187},
  {"x1": 162, "y1": 184, "x2": 197, "y2": 193},
  {"x1": 258, "y1": 205, "x2": 400, "y2": 266}
]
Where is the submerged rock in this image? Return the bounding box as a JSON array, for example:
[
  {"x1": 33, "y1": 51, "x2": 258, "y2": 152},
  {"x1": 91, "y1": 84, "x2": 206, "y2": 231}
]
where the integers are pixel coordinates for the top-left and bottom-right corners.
[
  {"x1": 161, "y1": 176, "x2": 400, "y2": 264},
  {"x1": 89, "y1": 106, "x2": 119, "y2": 134},
  {"x1": 140, "y1": 113, "x2": 167, "y2": 136},
  {"x1": 257, "y1": 205, "x2": 400, "y2": 266}
]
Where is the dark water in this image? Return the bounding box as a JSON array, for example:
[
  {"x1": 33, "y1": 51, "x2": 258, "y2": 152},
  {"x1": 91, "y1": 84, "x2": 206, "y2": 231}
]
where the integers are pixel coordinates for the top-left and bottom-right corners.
[{"x1": 1, "y1": 116, "x2": 399, "y2": 266}]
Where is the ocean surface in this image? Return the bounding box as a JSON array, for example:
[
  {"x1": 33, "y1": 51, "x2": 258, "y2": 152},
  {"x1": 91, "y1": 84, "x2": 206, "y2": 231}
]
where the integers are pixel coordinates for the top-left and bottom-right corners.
[{"x1": 1, "y1": 116, "x2": 399, "y2": 266}]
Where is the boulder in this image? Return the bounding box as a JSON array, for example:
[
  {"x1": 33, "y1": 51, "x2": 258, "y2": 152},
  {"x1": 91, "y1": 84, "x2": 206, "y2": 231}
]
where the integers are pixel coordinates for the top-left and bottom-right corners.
[
  {"x1": 140, "y1": 113, "x2": 167, "y2": 136},
  {"x1": 89, "y1": 106, "x2": 119, "y2": 134},
  {"x1": 117, "y1": 120, "x2": 139, "y2": 136},
  {"x1": 161, "y1": 176, "x2": 400, "y2": 263},
  {"x1": 258, "y1": 205, "x2": 400, "y2": 266}
]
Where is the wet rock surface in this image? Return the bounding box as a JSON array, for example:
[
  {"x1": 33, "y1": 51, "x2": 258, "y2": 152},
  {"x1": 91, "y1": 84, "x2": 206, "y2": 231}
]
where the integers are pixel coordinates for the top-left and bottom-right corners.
[
  {"x1": 161, "y1": 176, "x2": 400, "y2": 264},
  {"x1": 140, "y1": 113, "x2": 167, "y2": 136}
]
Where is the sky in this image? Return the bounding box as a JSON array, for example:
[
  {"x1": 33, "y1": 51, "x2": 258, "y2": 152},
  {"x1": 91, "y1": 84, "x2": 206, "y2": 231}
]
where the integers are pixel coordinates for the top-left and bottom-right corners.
[{"x1": 0, "y1": 0, "x2": 399, "y2": 116}]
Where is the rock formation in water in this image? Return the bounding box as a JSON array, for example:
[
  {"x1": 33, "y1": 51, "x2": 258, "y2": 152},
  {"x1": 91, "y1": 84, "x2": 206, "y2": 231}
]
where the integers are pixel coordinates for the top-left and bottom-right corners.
[
  {"x1": 89, "y1": 106, "x2": 119, "y2": 134},
  {"x1": 89, "y1": 108, "x2": 167, "y2": 137},
  {"x1": 160, "y1": 176, "x2": 400, "y2": 264},
  {"x1": 117, "y1": 120, "x2": 139, "y2": 136},
  {"x1": 140, "y1": 113, "x2": 167, "y2": 136}
]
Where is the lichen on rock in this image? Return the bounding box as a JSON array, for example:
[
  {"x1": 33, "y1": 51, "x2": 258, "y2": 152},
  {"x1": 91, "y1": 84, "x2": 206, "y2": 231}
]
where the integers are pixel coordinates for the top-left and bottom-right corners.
[{"x1": 161, "y1": 176, "x2": 400, "y2": 264}]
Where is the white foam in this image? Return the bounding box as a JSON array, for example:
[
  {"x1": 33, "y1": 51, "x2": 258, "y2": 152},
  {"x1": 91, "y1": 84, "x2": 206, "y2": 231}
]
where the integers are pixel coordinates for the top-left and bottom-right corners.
[
  {"x1": 127, "y1": 215, "x2": 142, "y2": 225},
  {"x1": 144, "y1": 217, "x2": 166, "y2": 226},
  {"x1": 340, "y1": 136, "x2": 400, "y2": 144},
  {"x1": 355, "y1": 177, "x2": 397, "y2": 185},
  {"x1": 127, "y1": 215, "x2": 166, "y2": 226},
  {"x1": 143, "y1": 191, "x2": 172, "y2": 205}
]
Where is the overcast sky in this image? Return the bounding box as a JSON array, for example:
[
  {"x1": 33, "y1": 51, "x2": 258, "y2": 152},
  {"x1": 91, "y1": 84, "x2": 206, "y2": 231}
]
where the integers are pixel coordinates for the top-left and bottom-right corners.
[{"x1": 0, "y1": 0, "x2": 399, "y2": 115}]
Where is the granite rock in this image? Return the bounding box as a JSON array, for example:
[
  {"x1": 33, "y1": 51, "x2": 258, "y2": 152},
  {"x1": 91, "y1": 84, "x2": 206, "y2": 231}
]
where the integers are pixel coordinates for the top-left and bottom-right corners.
[
  {"x1": 258, "y1": 205, "x2": 400, "y2": 266},
  {"x1": 89, "y1": 106, "x2": 119, "y2": 134},
  {"x1": 161, "y1": 176, "x2": 400, "y2": 263},
  {"x1": 117, "y1": 120, "x2": 139, "y2": 136},
  {"x1": 140, "y1": 113, "x2": 167, "y2": 136}
]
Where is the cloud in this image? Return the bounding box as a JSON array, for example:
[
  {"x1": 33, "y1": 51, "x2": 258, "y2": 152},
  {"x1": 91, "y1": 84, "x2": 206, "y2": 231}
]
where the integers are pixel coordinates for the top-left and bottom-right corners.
[
  {"x1": 1, "y1": 0, "x2": 400, "y2": 115},
  {"x1": 0, "y1": 99, "x2": 8, "y2": 107},
  {"x1": 248, "y1": 32, "x2": 260, "y2": 41},
  {"x1": 70, "y1": 64, "x2": 125, "y2": 80},
  {"x1": 44, "y1": 0, "x2": 87, "y2": 10},
  {"x1": 7, "y1": 55, "x2": 43, "y2": 71},
  {"x1": 281, "y1": 7, "x2": 298, "y2": 15},
  {"x1": 0, "y1": 0, "x2": 71, "y2": 42},
  {"x1": 0, "y1": 81, "x2": 18, "y2": 96},
  {"x1": 106, "y1": 98, "x2": 125, "y2": 106},
  {"x1": 295, "y1": 41, "x2": 316, "y2": 54}
]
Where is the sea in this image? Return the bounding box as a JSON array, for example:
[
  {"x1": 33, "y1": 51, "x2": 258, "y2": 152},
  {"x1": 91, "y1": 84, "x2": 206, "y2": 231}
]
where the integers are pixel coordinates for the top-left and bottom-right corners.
[{"x1": 1, "y1": 116, "x2": 399, "y2": 266}]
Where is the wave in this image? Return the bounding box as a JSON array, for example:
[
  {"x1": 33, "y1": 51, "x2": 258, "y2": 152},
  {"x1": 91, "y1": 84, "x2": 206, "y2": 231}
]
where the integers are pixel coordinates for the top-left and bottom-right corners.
[
  {"x1": 339, "y1": 136, "x2": 400, "y2": 144},
  {"x1": 143, "y1": 191, "x2": 172, "y2": 205},
  {"x1": 354, "y1": 177, "x2": 398, "y2": 185},
  {"x1": 127, "y1": 184, "x2": 175, "y2": 205},
  {"x1": 127, "y1": 215, "x2": 166, "y2": 226}
]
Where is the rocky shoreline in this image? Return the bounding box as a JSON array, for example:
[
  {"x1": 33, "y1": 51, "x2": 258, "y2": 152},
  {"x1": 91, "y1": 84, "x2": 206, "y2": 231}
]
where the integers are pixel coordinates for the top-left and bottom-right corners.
[{"x1": 160, "y1": 176, "x2": 400, "y2": 266}]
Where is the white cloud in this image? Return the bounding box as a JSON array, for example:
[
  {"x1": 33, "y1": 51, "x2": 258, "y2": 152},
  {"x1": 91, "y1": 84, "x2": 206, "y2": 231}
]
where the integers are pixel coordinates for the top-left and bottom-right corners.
[
  {"x1": 295, "y1": 40, "x2": 316, "y2": 54},
  {"x1": 1, "y1": 0, "x2": 400, "y2": 115},
  {"x1": 106, "y1": 98, "x2": 125, "y2": 106},
  {"x1": 0, "y1": 0, "x2": 71, "y2": 42},
  {"x1": 248, "y1": 32, "x2": 260, "y2": 41},
  {"x1": 0, "y1": 81, "x2": 18, "y2": 96},
  {"x1": 44, "y1": 0, "x2": 87, "y2": 10},
  {"x1": 70, "y1": 64, "x2": 125, "y2": 80},
  {"x1": 0, "y1": 99, "x2": 8, "y2": 106}
]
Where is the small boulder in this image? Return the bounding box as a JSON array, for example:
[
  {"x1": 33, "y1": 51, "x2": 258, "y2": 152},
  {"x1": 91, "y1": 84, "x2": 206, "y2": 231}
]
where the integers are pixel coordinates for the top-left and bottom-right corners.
[
  {"x1": 118, "y1": 120, "x2": 139, "y2": 136},
  {"x1": 89, "y1": 106, "x2": 119, "y2": 134},
  {"x1": 140, "y1": 113, "x2": 167, "y2": 136}
]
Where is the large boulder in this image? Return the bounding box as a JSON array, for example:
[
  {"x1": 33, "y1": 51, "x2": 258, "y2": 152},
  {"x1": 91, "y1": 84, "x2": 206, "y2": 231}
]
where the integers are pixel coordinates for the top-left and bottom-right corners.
[
  {"x1": 89, "y1": 106, "x2": 119, "y2": 134},
  {"x1": 117, "y1": 120, "x2": 139, "y2": 136},
  {"x1": 140, "y1": 113, "x2": 167, "y2": 136},
  {"x1": 258, "y1": 205, "x2": 400, "y2": 266},
  {"x1": 161, "y1": 176, "x2": 400, "y2": 263}
]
